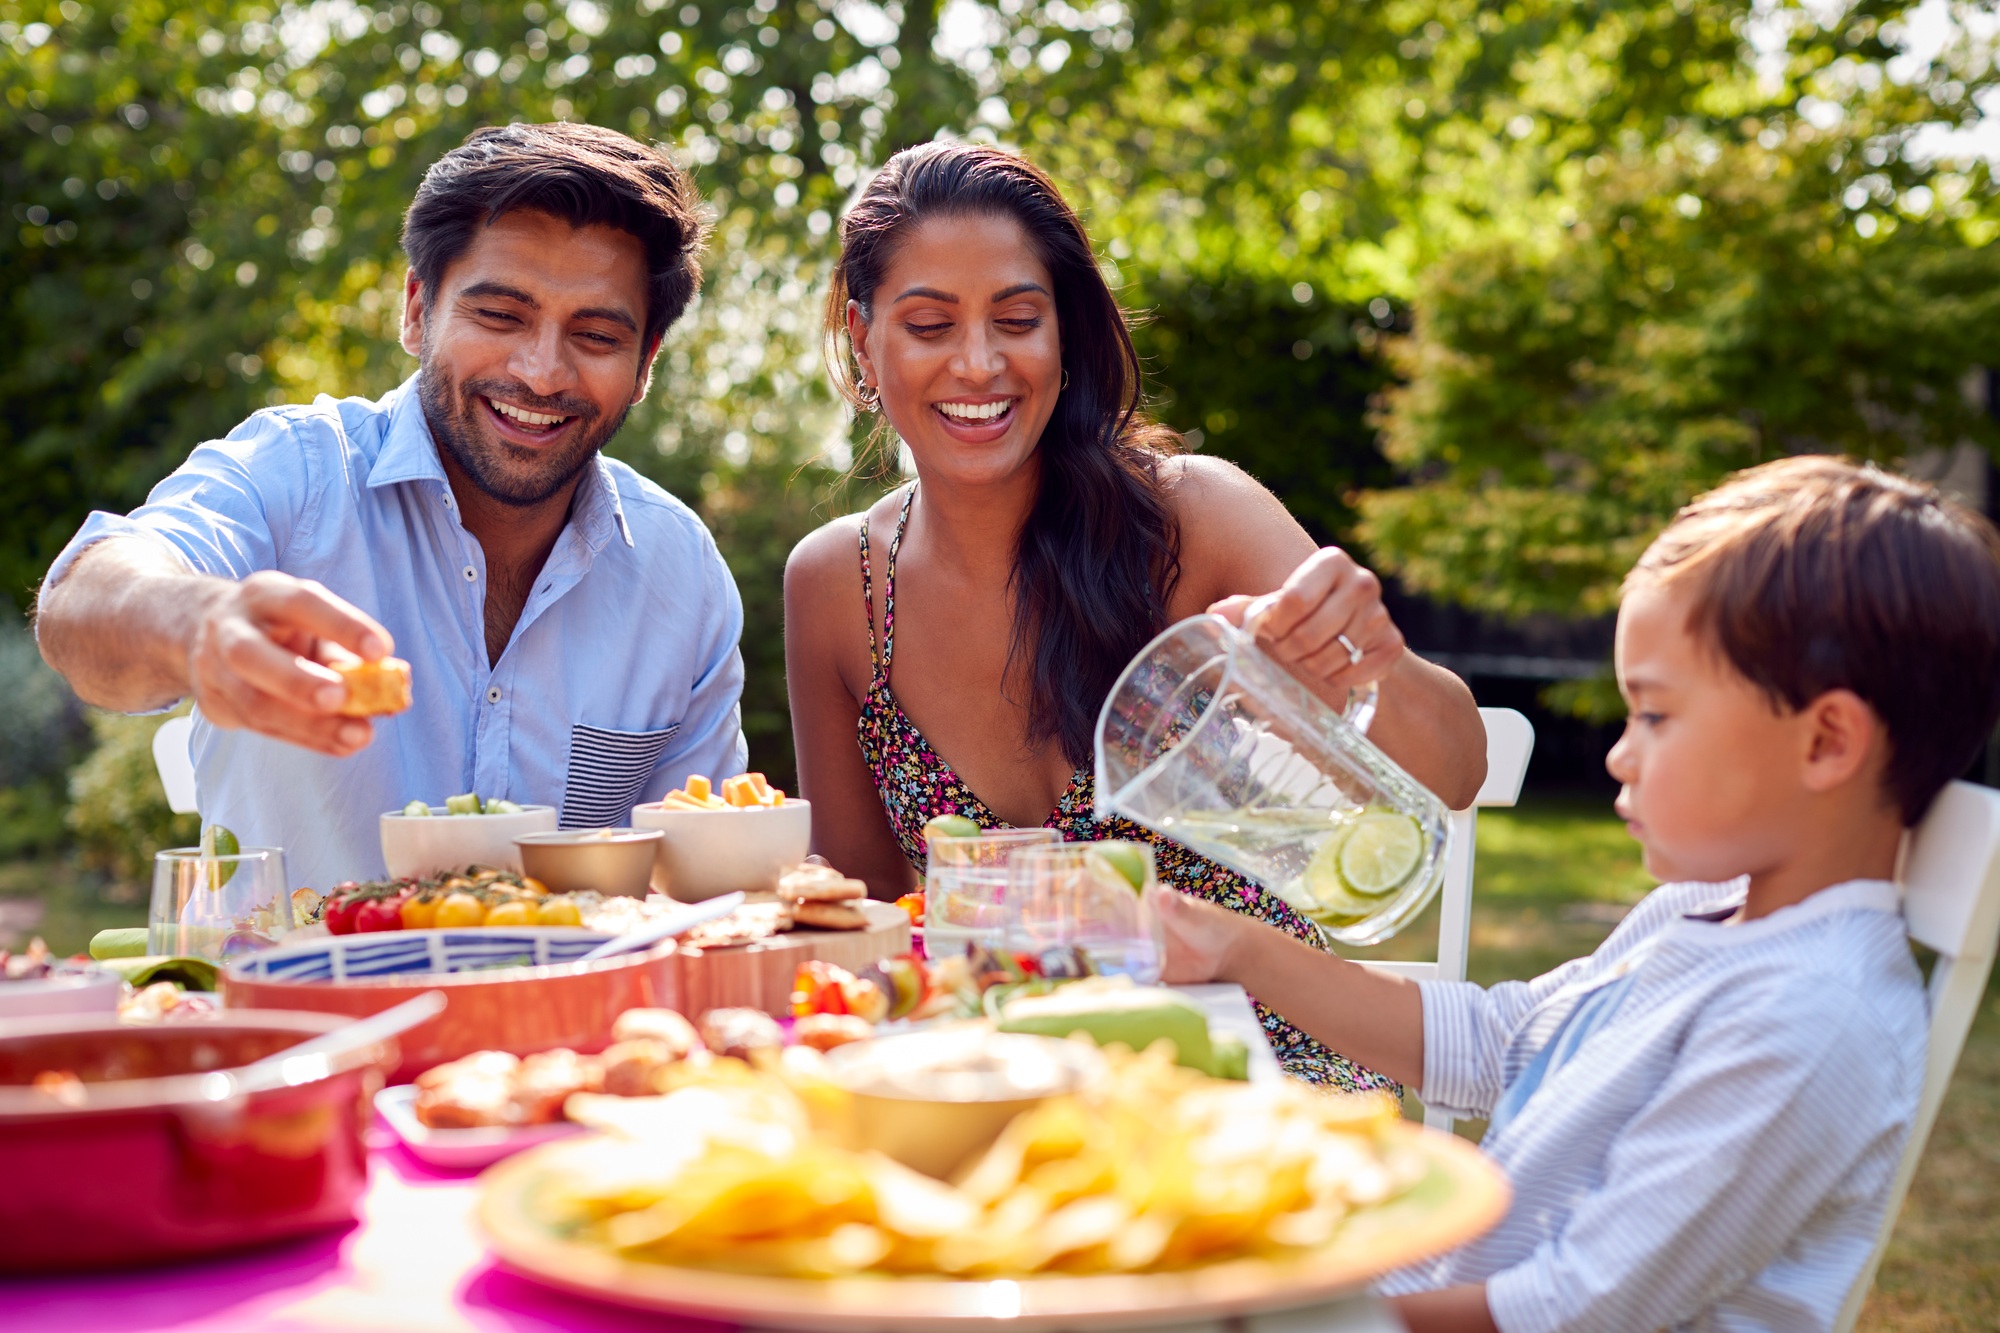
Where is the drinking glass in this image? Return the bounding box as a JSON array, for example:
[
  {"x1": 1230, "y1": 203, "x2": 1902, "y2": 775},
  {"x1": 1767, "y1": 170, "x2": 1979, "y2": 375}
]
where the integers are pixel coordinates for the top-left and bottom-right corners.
[
  {"x1": 1094, "y1": 614, "x2": 1452, "y2": 946},
  {"x1": 923, "y1": 826, "x2": 1061, "y2": 957},
  {"x1": 150, "y1": 846, "x2": 293, "y2": 961},
  {"x1": 1004, "y1": 841, "x2": 1165, "y2": 983}
]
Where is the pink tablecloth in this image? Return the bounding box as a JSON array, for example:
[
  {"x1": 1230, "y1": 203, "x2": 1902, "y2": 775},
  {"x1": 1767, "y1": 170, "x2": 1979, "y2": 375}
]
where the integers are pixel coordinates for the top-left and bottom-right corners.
[{"x1": 0, "y1": 1123, "x2": 730, "y2": 1333}]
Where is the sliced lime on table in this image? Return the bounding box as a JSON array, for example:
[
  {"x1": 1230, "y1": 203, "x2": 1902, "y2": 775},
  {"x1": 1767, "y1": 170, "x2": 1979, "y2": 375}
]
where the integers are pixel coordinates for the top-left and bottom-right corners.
[
  {"x1": 922, "y1": 813, "x2": 980, "y2": 842},
  {"x1": 199, "y1": 824, "x2": 239, "y2": 890},
  {"x1": 1088, "y1": 841, "x2": 1150, "y2": 894},
  {"x1": 1300, "y1": 811, "x2": 1424, "y2": 921}
]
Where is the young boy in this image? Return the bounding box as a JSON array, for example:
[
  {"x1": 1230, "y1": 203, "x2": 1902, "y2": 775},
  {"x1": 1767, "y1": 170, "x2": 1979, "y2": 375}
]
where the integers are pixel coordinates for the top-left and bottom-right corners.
[{"x1": 1156, "y1": 456, "x2": 2000, "y2": 1333}]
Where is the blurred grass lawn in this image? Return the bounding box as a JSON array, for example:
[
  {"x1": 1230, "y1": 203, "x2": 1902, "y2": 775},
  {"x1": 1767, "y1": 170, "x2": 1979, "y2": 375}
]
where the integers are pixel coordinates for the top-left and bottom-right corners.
[
  {"x1": 1349, "y1": 797, "x2": 1999, "y2": 1332},
  {"x1": 2, "y1": 796, "x2": 1992, "y2": 1325}
]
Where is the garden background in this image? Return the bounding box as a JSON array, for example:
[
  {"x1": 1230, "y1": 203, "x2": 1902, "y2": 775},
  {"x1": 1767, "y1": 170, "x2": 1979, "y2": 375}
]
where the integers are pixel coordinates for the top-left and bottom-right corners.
[{"x1": 4, "y1": 0, "x2": 1999, "y2": 1324}]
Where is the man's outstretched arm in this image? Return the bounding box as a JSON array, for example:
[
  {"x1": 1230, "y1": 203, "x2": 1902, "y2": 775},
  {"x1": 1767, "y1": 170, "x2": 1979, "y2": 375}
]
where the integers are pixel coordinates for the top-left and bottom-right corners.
[{"x1": 37, "y1": 537, "x2": 392, "y2": 757}]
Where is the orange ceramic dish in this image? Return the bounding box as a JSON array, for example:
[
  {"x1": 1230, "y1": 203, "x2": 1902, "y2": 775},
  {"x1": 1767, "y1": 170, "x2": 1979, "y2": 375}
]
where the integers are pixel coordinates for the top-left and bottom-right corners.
[{"x1": 221, "y1": 939, "x2": 682, "y2": 1084}]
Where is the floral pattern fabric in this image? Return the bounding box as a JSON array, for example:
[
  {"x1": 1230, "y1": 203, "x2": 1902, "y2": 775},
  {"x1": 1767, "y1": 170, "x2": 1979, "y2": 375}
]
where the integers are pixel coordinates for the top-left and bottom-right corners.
[{"x1": 855, "y1": 486, "x2": 1398, "y2": 1095}]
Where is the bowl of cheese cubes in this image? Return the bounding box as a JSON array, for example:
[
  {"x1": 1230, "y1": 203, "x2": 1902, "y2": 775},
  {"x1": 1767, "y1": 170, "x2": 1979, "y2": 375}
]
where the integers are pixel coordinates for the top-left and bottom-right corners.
[{"x1": 629, "y1": 774, "x2": 811, "y2": 902}]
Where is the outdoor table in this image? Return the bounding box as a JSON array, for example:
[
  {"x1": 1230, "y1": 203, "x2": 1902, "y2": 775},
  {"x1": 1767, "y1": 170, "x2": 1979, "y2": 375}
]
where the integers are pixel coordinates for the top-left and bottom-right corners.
[{"x1": 2, "y1": 986, "x2": 1401, "y2": 1332}]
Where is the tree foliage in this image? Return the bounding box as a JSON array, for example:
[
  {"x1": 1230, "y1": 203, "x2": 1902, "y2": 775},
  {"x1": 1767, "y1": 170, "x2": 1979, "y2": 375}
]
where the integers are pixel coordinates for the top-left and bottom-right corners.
[
  {"x1": 1356, "y1": 3, "x2": 2000, "y2": 619},
  {"x1": 4, "y1": 0, "x2": 1997, "y2": 782}
]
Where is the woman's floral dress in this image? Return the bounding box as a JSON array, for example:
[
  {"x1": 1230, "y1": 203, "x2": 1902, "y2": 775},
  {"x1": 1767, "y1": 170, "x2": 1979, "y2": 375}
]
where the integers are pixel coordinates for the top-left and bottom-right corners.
[{"x1": 854, "y1": 486, "x2": 1398, "y2": 1093}]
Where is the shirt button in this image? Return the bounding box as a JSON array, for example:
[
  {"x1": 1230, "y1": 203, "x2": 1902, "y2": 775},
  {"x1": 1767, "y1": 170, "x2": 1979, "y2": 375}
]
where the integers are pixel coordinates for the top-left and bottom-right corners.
[
  {"x1": 487, "y1": 686, "x2": 502, "y2": 704},
  {"x1": 462, "y1": 565, "x2": 477, "y2": 581}
]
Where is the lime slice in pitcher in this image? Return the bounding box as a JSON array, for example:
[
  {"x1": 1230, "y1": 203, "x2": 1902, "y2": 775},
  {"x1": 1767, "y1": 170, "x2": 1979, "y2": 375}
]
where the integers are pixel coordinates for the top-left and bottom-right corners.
[{"x1": 1336, "y1": 812, "x2": 1425, "y2": 896}]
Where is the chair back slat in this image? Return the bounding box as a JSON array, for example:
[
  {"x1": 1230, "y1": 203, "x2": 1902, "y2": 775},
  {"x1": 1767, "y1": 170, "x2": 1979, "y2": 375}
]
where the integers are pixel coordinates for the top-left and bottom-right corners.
[
  {"x1": 1473, "y1": 708, "x2": 1535, "y2": 809},
  {"x1": 1902, "y1": 781, "x2": 2000, "y2": 959},
  {"x1": 1836, "y1": 781, "x2": 2000, "y2": 1332},
  {"x1": 151, "y1": 714, "x2": 198, "y2": 816}
]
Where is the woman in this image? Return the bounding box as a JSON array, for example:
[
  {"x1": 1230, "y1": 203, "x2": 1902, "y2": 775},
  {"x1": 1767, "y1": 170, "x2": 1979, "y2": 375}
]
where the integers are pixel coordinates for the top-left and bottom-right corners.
[{"x1": 785, "y1": 143, "x2": 1486, "y2": 1089}]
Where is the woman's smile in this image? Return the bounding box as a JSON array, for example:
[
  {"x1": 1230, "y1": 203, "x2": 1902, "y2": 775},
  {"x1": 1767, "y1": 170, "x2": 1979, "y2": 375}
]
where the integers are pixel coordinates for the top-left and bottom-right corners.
[{"x1": 931, "y1": 395, "x2": 1021, "y2": 441}]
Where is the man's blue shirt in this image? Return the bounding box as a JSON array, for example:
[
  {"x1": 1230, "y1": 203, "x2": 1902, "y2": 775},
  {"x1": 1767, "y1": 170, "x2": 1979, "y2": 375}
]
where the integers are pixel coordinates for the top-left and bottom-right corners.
[{"x1": 45, "y1": 375, "x2": 748, "y2": 891}]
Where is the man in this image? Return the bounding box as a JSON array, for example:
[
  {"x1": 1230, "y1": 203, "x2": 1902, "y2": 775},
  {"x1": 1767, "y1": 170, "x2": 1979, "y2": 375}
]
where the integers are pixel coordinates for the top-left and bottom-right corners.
[{"x1": 35, "y1": 123, "x2": 747, "y2": 890}]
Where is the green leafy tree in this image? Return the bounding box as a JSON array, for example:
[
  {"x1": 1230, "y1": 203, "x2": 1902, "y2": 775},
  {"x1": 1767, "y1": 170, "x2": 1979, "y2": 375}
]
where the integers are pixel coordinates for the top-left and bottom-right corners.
[{"x1": 1357, "y1": 16, "x2": 2000, "y2": 629}]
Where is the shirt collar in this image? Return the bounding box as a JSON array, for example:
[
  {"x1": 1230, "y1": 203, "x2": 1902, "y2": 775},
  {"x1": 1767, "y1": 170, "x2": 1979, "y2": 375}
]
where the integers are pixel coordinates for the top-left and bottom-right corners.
[
  {"x1": 1672, "y1": 877, "x2": 1902, "y2": 942},
  {"x1": 572, "y1": 455, "x2": 637, "y2": 551},
  {"x1": 366, "y1": 376, "x2": 449, "y2": 490},
  {"x1": 367, "y1": 374, "x2": 635, "y2": 550}
]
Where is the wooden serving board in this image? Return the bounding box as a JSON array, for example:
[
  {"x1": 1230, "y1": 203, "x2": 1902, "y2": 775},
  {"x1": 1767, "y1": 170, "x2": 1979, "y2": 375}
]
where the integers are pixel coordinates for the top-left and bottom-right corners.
[{"x1": 676, "y1": 900, "x2": 911, "y2": 1017}]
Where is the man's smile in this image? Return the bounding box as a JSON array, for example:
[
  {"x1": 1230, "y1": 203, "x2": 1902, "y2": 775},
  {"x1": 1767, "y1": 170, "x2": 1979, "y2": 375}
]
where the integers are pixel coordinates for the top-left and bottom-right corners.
[{"x1": 481, "y1": 394, "x2": 579, "y2": 442}]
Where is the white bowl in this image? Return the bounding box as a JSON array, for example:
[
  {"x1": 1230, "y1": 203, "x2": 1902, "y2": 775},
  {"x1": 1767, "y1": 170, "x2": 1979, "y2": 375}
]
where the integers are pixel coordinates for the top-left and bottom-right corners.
[
  {"x1": 628, "y1": 799, "x2": 812, "y2": 902},
  {"x1": 379, "y1": 805, "x2": 558, "y2": 880},
  {"x1": 0, "y1": 967, "x2": 124, "y2": 1021}
]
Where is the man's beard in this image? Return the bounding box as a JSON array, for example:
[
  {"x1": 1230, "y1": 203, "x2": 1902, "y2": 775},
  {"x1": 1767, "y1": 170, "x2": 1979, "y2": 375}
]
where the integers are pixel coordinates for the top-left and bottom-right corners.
[{"x1": 417, "y1": 360, "x2": 632, "y2": 509}]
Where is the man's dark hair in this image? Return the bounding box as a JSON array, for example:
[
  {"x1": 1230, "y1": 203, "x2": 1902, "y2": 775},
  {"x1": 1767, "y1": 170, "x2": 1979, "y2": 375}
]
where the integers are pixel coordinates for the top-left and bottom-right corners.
[
  {"x1": 402, "y1": 122, "x2": 709, "y2": 351},
  {"x1": 1629, "y1": 455, "x2": 2000, "y2": 825}
]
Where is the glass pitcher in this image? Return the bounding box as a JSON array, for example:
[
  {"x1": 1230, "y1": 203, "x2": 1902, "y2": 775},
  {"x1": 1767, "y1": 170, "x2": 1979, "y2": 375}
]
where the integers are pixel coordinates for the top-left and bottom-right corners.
[{"x1": 1093, "y1": 614, "x2": 1452, "y2": 946}]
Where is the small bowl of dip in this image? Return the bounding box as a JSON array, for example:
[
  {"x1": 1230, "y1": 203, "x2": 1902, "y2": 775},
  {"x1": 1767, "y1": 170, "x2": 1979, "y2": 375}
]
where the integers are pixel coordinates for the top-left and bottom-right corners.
[
  {"x1": 823, "y1": 1029, "x2": 1103, "y2": 1180},
  {"x1": 514, "y1": 828, "x2": 663, "y2": 898}
]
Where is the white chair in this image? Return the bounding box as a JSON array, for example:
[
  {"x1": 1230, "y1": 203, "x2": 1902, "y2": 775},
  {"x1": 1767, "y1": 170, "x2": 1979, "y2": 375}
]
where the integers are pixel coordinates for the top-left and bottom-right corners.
[
  {"x1": 152, "y1": 713, "x2": 198, "y2": 815},
  {"x1": 1359, "y1": 706, "x2": 1535, "y2": 1130},
  {"x1": 1835, "y1": 779, "x2": 2000, "y2": 1331}
]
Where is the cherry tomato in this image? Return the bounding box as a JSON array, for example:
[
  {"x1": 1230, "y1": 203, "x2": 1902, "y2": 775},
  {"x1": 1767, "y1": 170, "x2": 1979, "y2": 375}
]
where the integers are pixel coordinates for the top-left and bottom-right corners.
[
  {"x1": 434, "y1": 893, "x2": 487, "y2": 929},
  {"x1": 399, "y1": 895, "x2": 438, "y2": 930},
  {"x1": 354, "y1": 897, "x2": 405, "y2": 933},
  {"x1": 535, "y1": 897, "x2": 581, "y2": 927},
  {"x1": 483, "y1": 900, "x2": 536, "y2": 928},
  {"x1": 324, "y1": 893, "x2": 361, "y2": 936}
]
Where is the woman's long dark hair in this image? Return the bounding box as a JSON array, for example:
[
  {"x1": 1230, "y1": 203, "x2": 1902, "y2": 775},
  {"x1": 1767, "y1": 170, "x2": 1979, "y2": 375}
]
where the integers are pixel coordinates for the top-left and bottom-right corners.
[{"x1": 825, "y1": 142, "x2": 1182, "y2": 769}]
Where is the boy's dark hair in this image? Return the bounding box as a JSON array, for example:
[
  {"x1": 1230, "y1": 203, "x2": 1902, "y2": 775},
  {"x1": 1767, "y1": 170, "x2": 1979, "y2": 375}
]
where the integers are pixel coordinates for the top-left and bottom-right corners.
[
  {"x1": 402, "y1": 123, "x2": 709, "y2": 351},
  {"x1": 1629, "y1": 455, "x2": 2000, "y2": 824}
]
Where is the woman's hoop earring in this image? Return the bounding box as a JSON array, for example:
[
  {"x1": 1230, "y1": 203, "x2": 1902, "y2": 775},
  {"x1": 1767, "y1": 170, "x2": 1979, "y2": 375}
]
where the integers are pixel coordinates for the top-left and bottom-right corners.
[
  {"x1": 856, "y1": 379, "x2": 881, "y2": 411},
  {"x1": 1060, "y1": 369, "x2": 1070, "y2": 392}
]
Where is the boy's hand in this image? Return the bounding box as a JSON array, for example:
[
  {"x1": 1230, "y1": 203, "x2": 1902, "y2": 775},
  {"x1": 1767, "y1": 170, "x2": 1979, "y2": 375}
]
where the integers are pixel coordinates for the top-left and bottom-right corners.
[{"x1": 1150, "y1": 884, "x2": 1244, "y2": 984}]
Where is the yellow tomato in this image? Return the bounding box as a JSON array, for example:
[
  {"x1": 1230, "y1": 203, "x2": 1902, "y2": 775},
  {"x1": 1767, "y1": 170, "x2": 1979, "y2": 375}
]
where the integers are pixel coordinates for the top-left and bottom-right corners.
[
  {"x1": 399, "y1": 895, "x2": 438, "y2": 930},
  {"x1": 483, "y1": 900, "x2": 536, "y2": 928},
  {"x1": 535, "y1": 897, "x2": 582, "y2": 927},
  {"x1": 434, "y1": 892, "x2": 487, "y2": 929},
  {"x1": 518, "y1": 877, "x2": 550, "y2": 899}
]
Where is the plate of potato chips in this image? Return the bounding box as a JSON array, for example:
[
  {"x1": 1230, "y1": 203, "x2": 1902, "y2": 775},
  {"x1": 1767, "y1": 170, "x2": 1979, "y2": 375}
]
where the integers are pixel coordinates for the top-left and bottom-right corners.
[{"x1": 477, "y1": 1042, "x2": 1508, "y2": 1329}]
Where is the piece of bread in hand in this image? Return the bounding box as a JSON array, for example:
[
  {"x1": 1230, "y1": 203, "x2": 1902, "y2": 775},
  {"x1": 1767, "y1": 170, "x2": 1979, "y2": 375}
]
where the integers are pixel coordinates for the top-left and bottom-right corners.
[{"x1": 333, "y1": 656, "x2": 412, "y2": 717}]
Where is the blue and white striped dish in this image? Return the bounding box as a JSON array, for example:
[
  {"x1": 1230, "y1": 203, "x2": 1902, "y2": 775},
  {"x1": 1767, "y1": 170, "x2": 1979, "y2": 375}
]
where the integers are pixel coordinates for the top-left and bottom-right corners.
[{"x1": 227, "y1": 929, "x2": 614, "y2": 984}]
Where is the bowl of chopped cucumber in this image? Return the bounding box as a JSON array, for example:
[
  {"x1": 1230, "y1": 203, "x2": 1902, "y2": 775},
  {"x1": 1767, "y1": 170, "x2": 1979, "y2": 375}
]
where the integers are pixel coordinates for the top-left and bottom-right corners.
[{"x1": 380, "y1": 793, "x2": 558, "y2": 880}]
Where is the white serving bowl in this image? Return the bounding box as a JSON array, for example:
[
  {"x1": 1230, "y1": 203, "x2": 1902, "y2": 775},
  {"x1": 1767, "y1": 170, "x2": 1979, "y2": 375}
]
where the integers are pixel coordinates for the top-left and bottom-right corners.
[
  {"x1": 628, "y1": 799, "x2": 812, "y2": 902},
  {"x1": 0, "y1": 967, "x2": 124, "y2": 1021},
  {"x1": 379, "y1": 804, "x2": 558, "y2": 879}
]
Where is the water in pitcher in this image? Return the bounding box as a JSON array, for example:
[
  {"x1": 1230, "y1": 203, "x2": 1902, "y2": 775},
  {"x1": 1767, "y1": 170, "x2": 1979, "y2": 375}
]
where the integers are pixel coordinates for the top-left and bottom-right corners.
[{"x1": 1158, "y1": 804, "x2": 1431, "y2": 932}]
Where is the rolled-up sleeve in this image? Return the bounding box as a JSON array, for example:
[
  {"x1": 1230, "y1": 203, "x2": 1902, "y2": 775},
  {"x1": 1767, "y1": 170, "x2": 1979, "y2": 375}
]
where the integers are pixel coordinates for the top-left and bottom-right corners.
[
  {"x1": 644, "y1": 527, "x2": 748, "y2": 796},
  {"x1": 1484, "y1": 977, "x2": 1906, "y2": 1333},
  {"x1": 1418, "y1": 958, "x2": 1590, "y2": 1118},
  {"x1": 43, "y1": 409, "x2": 320, "y2": 590}
]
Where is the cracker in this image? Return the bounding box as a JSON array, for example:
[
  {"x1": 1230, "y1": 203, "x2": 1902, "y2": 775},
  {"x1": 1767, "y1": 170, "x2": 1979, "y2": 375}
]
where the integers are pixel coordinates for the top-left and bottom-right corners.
[
  {"x1": 791, "y1": 900, "x2": 868, "y2": 931},
  {"x1": 778, "y1": 864, "x2": 868, "y2": 902}
]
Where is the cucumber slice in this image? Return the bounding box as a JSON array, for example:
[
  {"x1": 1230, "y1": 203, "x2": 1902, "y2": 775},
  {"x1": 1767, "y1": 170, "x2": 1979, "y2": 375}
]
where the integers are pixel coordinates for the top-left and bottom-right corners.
[
  {"x1": 401, "y1": 799, "x2": 431, "y2": 817},
  {"x1": 444, "y1": 792, "x2": 483, "y2": 816}
]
